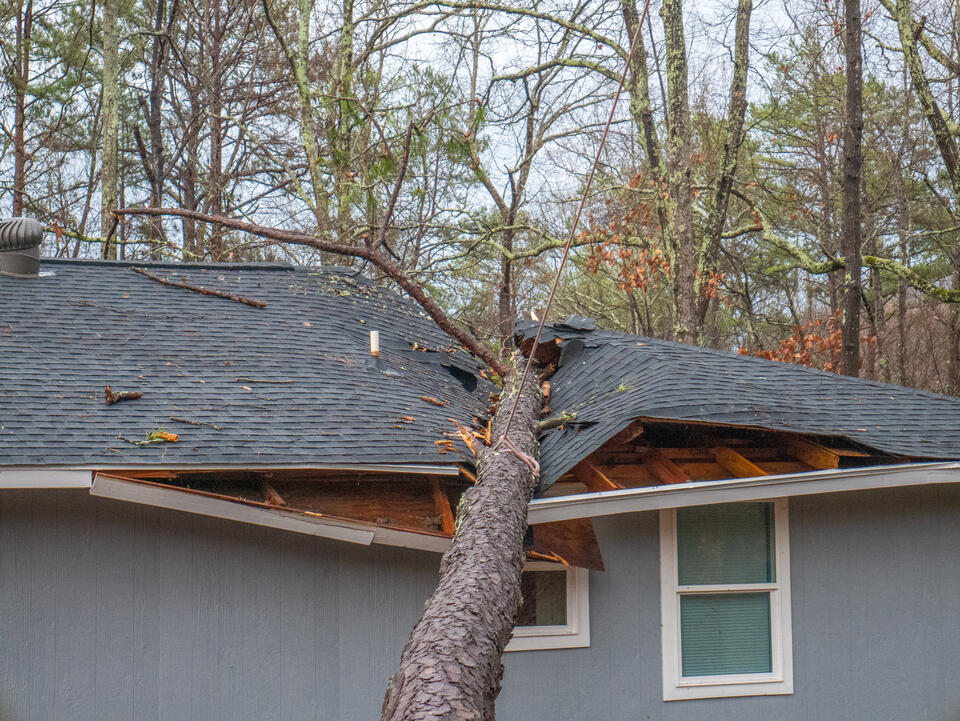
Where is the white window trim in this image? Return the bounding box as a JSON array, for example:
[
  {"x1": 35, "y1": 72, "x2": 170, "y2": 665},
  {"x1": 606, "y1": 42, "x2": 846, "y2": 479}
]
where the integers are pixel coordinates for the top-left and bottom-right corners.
[
  {"x1": 659, "y1": 499, "x2": 793, "y2": 700},
  {"x1": 505, "y1": 563, "x2": 590, "y2": 652}
]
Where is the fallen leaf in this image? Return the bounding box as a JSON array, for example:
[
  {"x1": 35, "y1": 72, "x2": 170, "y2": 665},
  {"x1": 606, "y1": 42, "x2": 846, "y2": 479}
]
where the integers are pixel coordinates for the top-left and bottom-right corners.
[{"x1": 242, "y1": 385, "x2": 253, "y2": 391}]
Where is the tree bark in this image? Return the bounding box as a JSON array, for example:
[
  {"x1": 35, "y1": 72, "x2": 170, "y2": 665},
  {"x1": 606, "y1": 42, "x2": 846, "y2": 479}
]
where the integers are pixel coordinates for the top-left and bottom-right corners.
[
  {"x1": 700, "y1": 0, "x2": 752, "y2": 332},
  {"x1": 381, "y1": 365, "x2": 541, "y2": 721},
  {"x1": 840, "y1": 0, "x2": 863, "y2": 376},
  {"x1": 101, "y1": 0, "x2": 119, "y2": 258},
  {"x1": 12, "y1": 0, "x2": 33, "y2": 218},
  {"x1": 659, "y1": 0, "x2": 697, "y2": 345}
]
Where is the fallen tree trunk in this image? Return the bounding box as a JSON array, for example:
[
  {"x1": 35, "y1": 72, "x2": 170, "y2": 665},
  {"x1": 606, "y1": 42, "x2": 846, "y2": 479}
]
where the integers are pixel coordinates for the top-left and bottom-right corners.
[{"x1": 381, "y1": 362, "x2": 542, "y2": 721}]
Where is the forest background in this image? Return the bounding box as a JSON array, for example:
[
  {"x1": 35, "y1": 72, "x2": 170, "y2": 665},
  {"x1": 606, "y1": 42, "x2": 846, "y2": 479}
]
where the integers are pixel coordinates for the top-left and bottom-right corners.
[{"x1": 4, "y1": 0, "x2": 960, "y2": 393}]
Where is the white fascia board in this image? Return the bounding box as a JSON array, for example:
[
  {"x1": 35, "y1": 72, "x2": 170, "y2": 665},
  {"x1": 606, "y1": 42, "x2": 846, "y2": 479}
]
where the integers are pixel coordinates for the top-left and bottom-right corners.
[
  {"x1": 527, "y1": 461, "x2": 960, "y2": 524},
  {"x1": 373, "y1": 526, "x2": 452, "y2": 552},
  {"x1": 6, "y1": 462, "x2": 461, "y2": 475},
  {"x1": 0, "y1": 469, "x2": 92, "y2": 489},
  {"x1": 91, "y1": 474, "x2": 376, "y2": 545},
  {"x1": 90, "y1": 474, "x2": 457, "y2": 553}
]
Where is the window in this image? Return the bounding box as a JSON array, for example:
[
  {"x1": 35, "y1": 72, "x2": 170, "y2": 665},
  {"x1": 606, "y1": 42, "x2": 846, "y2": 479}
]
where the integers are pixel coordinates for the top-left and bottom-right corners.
[
  {"x1": 659, "y1": 500, "x2": 792, "y2": 700},
  {"x1": 505, "y1": 563, "x2": 590, "y2": 651}
]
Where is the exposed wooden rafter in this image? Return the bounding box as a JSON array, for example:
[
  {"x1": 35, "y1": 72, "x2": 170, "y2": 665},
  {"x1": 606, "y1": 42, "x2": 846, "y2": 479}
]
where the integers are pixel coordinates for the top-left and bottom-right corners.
[
  {"x1": 644, "y1": 449, "x2": 690, "y2": 484},
  {"x1": 606, "y1": 420, "x2": 644, "y2": 449},
  {"x1": 715, "y1": 447, "x2": 769, "y2": 478},
  {"x1": 784, "y1": 437, "x2": 840, "y2": 469},
  {"x1": 573, "y1": 460, "x2": 621, "y2": 491},
  {"x1": 431, "y1": 478, "x2": 457, "y2": 535}
]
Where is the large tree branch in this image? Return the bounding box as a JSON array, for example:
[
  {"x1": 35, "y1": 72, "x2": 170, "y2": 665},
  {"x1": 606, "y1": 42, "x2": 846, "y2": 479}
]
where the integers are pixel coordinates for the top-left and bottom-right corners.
[
  {"x1": 703, "y1": 0, "x2": 753, "y2": 267},
  {"x1": 113, "y1": 207, "x2": 510, "y2": 377},
  {"x1": 757, "y1": 224, "x2": 960, "y2": 302}
]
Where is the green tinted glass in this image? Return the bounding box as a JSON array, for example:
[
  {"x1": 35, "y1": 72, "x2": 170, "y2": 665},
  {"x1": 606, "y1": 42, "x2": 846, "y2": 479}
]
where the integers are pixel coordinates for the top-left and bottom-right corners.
[
  {"x1": 677, "y1": 503, "x2": 774, "y2": 585},
  {"x1": 515, "y1": 570, "x2": 567, "y2": 626},
  {"x1": 680, "y1": 593, "x2": 772, "y2": 676}
]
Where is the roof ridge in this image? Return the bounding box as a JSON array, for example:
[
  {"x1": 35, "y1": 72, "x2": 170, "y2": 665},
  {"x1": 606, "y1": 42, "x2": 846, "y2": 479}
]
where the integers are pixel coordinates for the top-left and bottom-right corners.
[
  {"x1": 38, "y1": 257, "x2": 359, "y2": 274},
  {"x1": 552, "y1": 325, "x2": 960, "y2": 403}
]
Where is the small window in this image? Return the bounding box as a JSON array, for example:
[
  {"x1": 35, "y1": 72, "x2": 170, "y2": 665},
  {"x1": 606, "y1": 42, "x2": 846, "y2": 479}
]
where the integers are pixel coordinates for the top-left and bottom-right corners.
[
  {"x1": 505, "y1": 563, "x2": 590, "y2": 652},
  {"x1": 660, "y1": 500, "x2": 793, "y2": 700}
]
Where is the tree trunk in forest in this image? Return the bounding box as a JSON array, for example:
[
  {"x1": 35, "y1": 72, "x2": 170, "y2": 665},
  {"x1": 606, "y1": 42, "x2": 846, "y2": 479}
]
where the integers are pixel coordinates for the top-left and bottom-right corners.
[
  {"x1": 840, "y1": 0, "x2": 863, "y2": 376},
  {"x1": 332, "y1": 0, "x2": 355, "y2": 245},
  {"x1": 12, "y1": 0, "x2": 33, "y2": 218},
  {"x1": 381, "y1": 364, "x2": 542, "y2": 721},
  {"x1": 135, "y1": 0, "x2": 176, "y2": 259},
  {"x1": 101, "y1": 0, "x2": 119, "y2": 258},
  {"x1": 207, "y1": 0, "x2": 226, "y2": 260},
  {"x1": 659, "y1": 0, "x2": 697, "y2": 345},
  {"x1": 700, "y1": 0, "x2": 753, "y2": 332}
]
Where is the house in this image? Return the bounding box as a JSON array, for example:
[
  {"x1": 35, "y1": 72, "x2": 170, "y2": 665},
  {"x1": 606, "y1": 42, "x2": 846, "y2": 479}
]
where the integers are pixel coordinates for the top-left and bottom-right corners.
[{"x1": 3, "y1": 249, "x2": 960, "y2": 720}]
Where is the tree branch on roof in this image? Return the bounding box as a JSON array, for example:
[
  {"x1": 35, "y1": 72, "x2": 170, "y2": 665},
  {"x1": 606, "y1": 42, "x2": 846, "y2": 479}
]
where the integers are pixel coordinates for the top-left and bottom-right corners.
[
  {"x1": 115, "y1": 208, "x2": 510, "y2": 377},
  {"x1": 130, "y1": 266, "x2": 269, "y2": 308}
]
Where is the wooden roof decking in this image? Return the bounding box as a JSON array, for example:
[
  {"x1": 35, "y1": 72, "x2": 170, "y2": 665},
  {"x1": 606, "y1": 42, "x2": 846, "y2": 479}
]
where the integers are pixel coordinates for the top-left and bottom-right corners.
[
  {"x1": 97, "y1": 417, "x2": 912, "y2": 572},
  {"x1": 539, "y1": 418, "x2": 904, "y2": 497}
]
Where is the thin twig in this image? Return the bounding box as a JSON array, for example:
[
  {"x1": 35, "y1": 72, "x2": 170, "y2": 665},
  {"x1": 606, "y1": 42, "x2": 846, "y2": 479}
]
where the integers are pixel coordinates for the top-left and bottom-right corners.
[
  {"x1": 169, "y1": 416, "x2": 223, "y2": 430},
  {"x1": 235, "y1": 377, "x2": 294, "y2": 384},
  {"x1": 130, "y1": 266, "x2": 268, "y2": 308}
]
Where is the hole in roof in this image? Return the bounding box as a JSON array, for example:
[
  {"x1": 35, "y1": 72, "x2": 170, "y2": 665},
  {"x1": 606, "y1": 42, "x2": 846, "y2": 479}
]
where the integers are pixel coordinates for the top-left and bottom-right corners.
[{"x1": 443, "y1": 363, "x2": 478, "y2": 393}]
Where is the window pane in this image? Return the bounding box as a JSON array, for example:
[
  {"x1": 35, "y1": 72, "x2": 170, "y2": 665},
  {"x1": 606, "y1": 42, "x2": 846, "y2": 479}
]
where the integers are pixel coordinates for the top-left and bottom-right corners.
[
  {"x1": 515, "y1": 570, "x2": 567, "y2": 626},
  {"x1": 680, "y1": 593, "x2": 772, "y2": 676},
  {"x1": 677, "y1": 502, "x2": 774, "y2": 585}
]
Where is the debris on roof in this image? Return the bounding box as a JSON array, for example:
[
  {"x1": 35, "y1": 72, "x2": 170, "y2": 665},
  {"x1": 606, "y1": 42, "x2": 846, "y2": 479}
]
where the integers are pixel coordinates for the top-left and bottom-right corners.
[{"x1": 0, "y1": 259, "x2": 491, "y2": 468}]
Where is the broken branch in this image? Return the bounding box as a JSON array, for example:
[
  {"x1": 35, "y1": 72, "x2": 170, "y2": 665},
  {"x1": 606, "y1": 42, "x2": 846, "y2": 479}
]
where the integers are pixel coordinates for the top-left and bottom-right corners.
[
  {"x1": 105, "y1": 386, "x2": 143, "y2": 405},
  {"x1": 538, "y1": 411, "x2": 576, "y2": 432},
  {"x1": 114, "y1": 207, "x2": 509, "y2": 377},
  {"x1": 130, "y1": 266, "x2": 268, "y2": 308}
]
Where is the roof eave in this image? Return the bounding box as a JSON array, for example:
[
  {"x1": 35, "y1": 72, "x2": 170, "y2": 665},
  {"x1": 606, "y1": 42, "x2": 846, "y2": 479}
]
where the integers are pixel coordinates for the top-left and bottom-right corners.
[{"x1": 527, "y1": 461, "x2": 960, "y2": 523}]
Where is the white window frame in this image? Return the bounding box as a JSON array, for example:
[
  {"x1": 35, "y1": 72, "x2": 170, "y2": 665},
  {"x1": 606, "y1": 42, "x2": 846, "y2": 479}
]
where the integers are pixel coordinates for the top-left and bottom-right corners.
[
  {"x1": 659, "y1": 499, "x2": 793, "y2": 700},
  {"x1": 505, "y1": 563, "x2": 590, "y2": 652}
]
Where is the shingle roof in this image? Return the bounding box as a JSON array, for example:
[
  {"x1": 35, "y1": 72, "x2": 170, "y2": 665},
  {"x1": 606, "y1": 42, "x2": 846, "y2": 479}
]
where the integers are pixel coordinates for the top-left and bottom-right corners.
[
  {"x1": 524, "y1": 321, "x2": 960, "y2": 488},
  {"x1": 0, "y1": 259, "x2": 490, "y2": 468}
]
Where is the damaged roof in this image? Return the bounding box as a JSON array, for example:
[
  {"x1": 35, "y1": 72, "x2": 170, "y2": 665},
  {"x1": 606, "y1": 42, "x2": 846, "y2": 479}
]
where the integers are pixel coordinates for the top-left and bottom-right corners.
[
  {"x1": 523, "y1": 321, "x2": 960, "y2": 489},
  {"x1": 0, "y1": 259, "x2": 490, "y2": 468}
]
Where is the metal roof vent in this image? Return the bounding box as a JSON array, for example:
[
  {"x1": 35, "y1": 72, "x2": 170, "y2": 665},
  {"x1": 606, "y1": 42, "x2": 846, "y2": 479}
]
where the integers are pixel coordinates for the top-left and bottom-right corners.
[{"x1": 0, "y1": 217, "x2": 45, "y2": 277}]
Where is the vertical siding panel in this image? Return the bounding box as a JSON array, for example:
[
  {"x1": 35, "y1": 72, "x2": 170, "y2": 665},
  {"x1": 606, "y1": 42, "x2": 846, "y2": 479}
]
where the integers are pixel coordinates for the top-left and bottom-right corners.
[
  {"x1": 93, "y1": 499, "x2": 136, "y2": 721},
  {"x1": 132, "y1": 504, "x2": 161, "y2": 721},
  {"x1": 240, "y1": 526, "x2": 282, "y2": 721},
  {"x1": 278, "y1": 532, "x2": 319, "y2": 720},
  {"x1": 191, "y1": 519, "x2": 230, "y2": 721},
  {"x1": 217, "y1": 520, "x2": 247, "y2": 721},
  {"x1": 0, "y1": 491, "x2": 29, "y2": 720},
  {"x1": 52, "y1": 491, "x2": 97, "y2": 720},
  {"x1": 156, "y1": 508, "x2": 196, "y2": 721},
  {"x1": 313, "y1": 540, "x2": 342, "y2": 721},
  {"x1": 336, "y1": 544, "x2": 375, "y2": 721}
]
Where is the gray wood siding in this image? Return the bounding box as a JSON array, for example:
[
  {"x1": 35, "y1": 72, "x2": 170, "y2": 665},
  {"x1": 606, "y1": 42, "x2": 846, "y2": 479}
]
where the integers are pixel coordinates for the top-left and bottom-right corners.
[{"x1": 3, "y1": 485, "x2": 960, "y2": 720}]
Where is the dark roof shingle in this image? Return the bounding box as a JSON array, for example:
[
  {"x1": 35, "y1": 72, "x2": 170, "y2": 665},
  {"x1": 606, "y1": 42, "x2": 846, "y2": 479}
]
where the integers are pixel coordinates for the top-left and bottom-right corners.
[
  {"x1": 523, "y1": 322, "x2": 960, "y2": 488},
  {"x1": 0, "y1": 259, "x2": 490, "y2": 468}
]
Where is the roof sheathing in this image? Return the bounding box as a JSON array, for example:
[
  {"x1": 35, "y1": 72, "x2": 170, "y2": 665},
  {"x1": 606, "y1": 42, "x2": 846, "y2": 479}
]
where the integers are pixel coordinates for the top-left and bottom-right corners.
[
  {"x1": 524, "y1": 322, "x2": 960, "y2": 489},
  {"x1": 0, "y1": 259, "x2": 491, "y2": 468}
]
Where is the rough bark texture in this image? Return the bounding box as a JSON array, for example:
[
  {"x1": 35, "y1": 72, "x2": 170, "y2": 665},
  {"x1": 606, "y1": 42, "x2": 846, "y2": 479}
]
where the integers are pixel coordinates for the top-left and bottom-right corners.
[
  {"x1": 380, "y1": 366, "x2": 541, "y2": 721},
  {"x1": 12, "y1": 0, "x2": 33, "y2": 218},
  {"x1": 701, "y1": 0, "x2": 752, "y2": 329},
  {"x1": 101, "y1": 0, "x2": 119, "y2": 258},
  {"x1": 840, "y1": 0, "x2": 863, "y2": 376},
  {"x1": 659, "y1": 0, "x2": 697, "y2": 345}
]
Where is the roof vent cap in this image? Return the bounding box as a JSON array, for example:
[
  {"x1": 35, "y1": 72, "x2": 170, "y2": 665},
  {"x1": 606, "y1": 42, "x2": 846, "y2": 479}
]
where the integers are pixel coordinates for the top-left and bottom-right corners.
[{"x1": 0, "y1": 217, "x2": 45, "y2": 277}]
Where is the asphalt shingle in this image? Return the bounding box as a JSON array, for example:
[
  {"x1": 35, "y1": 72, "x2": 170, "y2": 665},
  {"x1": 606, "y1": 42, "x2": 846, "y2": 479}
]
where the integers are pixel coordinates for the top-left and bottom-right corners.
[
  {"x1": 522, "y1": 321, "x2": 960, "y2": 488},
  {"x1": 0, "y1": 259, "x2": 490, "y2": 468}
]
